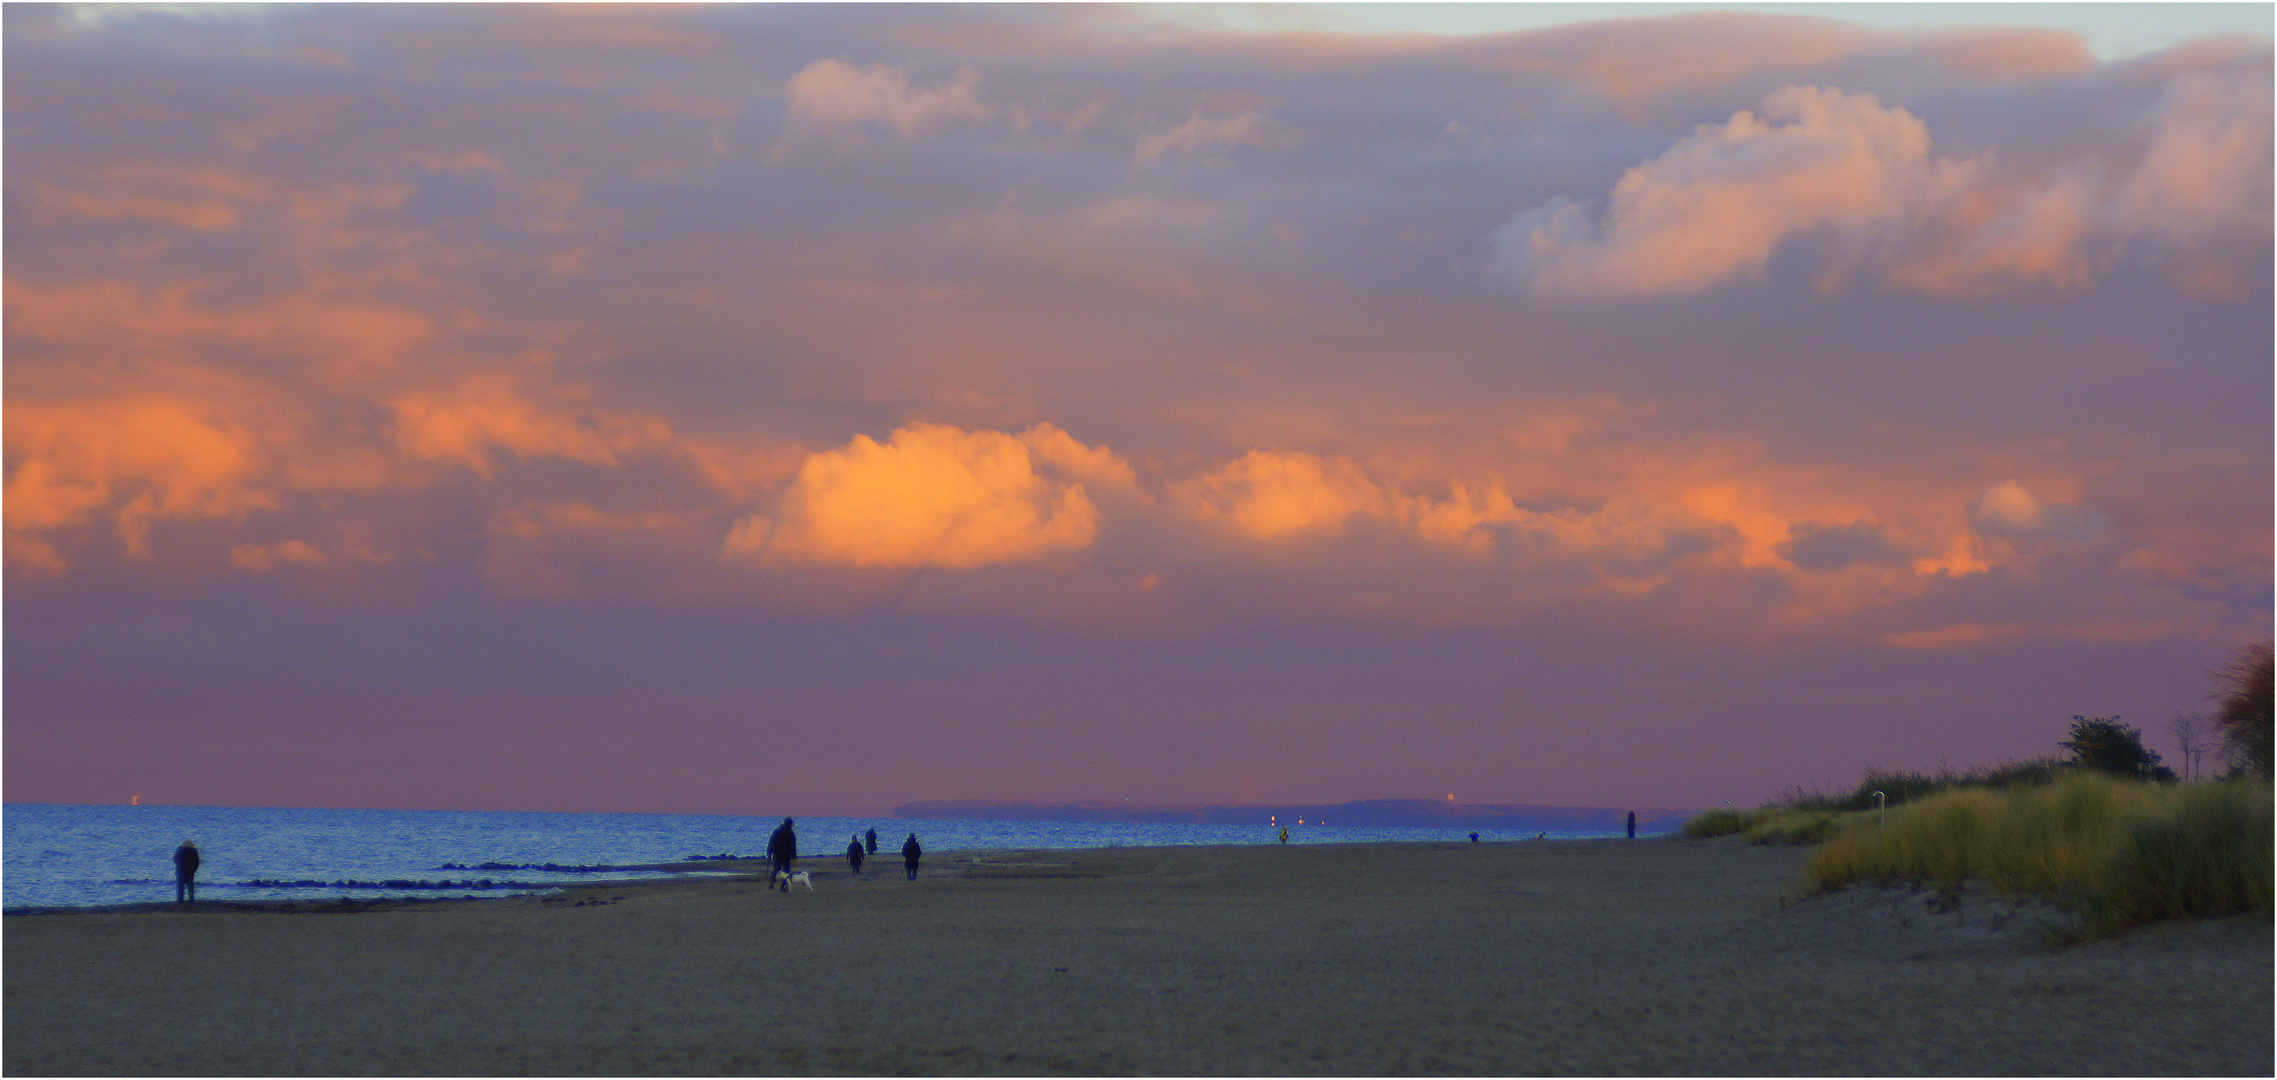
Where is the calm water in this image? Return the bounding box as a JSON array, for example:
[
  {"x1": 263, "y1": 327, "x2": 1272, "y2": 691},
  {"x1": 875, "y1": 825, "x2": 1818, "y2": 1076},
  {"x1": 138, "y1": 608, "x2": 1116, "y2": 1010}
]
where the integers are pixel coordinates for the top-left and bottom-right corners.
[{"x1": 4, "y1": 803, "x2": 1610, "y2": 909}]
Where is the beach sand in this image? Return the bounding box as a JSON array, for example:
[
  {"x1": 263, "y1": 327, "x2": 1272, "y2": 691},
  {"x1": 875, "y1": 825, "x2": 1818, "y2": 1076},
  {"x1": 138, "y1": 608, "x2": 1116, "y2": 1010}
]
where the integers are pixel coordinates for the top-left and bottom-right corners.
[{"x1": 6, "y1": 837, "x2": 2269, "y2": 1075}]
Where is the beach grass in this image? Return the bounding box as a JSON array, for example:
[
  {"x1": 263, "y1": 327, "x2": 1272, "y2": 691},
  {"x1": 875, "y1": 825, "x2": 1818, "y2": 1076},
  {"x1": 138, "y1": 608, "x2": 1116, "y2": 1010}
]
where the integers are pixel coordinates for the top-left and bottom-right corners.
[
  {"x1": 1801, "y1": 773, "x2": 2272, "y2": 937},
  {"x1": 1684, "y1": 806, "x2": 1865, "y2": 845}
]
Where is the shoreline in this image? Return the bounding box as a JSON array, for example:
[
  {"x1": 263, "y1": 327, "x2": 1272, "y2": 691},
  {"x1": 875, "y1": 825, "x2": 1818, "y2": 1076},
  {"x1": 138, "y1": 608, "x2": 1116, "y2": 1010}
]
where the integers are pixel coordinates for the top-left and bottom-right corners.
[
  {"x1": 6, "y1": 832, "x2": 1636, "y2": 915},
  {"x1": 7, "y1": 838, "x2": 2268, "y2": 1074}
]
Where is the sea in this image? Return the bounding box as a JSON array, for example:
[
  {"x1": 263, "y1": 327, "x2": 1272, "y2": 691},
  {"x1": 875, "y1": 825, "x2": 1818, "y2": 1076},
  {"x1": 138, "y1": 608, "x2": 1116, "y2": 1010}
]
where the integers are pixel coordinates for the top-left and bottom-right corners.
[{"x1": 3, "y1": 803, "x2": 1616, "y2": 910}]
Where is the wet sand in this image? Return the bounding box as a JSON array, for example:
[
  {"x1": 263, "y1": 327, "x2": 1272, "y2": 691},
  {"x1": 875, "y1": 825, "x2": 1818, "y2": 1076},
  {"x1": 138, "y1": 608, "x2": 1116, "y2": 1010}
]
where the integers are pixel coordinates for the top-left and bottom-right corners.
[{"x1": 6, "y1": 837, "x2": 2269, "y2": 1075}]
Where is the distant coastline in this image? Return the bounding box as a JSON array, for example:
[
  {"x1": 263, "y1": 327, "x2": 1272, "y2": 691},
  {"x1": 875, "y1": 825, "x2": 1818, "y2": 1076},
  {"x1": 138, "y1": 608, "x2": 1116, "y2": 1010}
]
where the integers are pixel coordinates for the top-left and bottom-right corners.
[{"x1": 892, "y1": 797, "x2": 1691, "y2": 833}]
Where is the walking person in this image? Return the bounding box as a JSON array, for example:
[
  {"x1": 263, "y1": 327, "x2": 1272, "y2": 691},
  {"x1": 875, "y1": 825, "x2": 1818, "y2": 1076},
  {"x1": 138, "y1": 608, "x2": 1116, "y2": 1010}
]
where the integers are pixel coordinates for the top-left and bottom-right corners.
[
  {"x1": 1626, "y1": 810, "x2": 1636, "y2": 840},
  {"x1": 846, "y1": 835, "x2": 865, "y2": 876},
  {"x1": 865, "y1": 827, "x2": 878, "y2": 855},
  {"x1": 172, "y1": 840, "x2": 200, "y2": 905},
  {"x1": 767, "y1": 818, "x2": 798, "y2": 891},
  {"x1": 901, "y1": 833, "x2": 922, "y2": 880}
]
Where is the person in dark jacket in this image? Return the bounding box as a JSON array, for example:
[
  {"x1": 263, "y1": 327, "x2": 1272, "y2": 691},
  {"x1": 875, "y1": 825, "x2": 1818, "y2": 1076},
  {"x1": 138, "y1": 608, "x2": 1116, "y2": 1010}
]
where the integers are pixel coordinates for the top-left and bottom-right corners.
[
  {"x1": 1626, "y1": 810, "x2": 1637, "y2": 840},
  {"x1": 767, "y1": 818, "x2": 797, "y2": 891},
  {"x1": 901, "y1": 833, "x2": 921, "y2": 880},
  {"x1": 173, "y1": 840, "x2": 200, "y2": 905},
  {"x1": 865, "y1": 828, "x2": 878, "y2": 855},
  {"x1": 846, "y1": 835, "x2": 865, "y2": 876}
]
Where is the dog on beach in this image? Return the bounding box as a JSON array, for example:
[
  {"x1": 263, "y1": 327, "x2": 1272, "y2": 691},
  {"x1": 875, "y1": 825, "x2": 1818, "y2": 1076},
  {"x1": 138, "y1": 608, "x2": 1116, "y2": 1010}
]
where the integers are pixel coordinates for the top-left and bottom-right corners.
[{"x1": 774, "y1": 870, "x2": 813, "y2": 892}]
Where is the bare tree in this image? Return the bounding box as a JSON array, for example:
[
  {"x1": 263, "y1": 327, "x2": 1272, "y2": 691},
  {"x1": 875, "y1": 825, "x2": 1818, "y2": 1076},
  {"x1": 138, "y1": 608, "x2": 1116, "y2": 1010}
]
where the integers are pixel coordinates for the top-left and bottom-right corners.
[{"x1": 2166, "y1": 712, "x2": 2209, "y2": 781}]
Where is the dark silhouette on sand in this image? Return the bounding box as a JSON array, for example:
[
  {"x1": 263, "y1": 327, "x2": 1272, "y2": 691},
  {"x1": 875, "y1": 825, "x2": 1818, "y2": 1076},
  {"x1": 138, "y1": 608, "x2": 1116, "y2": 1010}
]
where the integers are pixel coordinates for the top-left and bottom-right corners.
[
  {"x1": 865, "y1": 828, "x2": 878, "y2": 855},
  {"x1": 901, "y1": 834, "x2": 921, "y2": 880},
  {"x1": 846, "y1": 836, "x2": 865, "y2": 875},
  {"x1": 1627, "y1": 810, "x2": 1636, "y2": 839},
  {"x1": 767, "y1": 819, "x2": 797, "y2": 891},
  {"x1": 172, "y1": 840, "x2": 200, "y2": 905}
]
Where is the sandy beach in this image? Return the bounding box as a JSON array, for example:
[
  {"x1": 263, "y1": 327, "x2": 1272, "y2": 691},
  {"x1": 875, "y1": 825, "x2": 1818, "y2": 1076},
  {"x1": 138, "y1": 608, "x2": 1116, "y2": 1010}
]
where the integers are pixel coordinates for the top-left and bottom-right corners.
[{"x1": 6, "y1": 836, "x2": 2269, "y2": 1075}]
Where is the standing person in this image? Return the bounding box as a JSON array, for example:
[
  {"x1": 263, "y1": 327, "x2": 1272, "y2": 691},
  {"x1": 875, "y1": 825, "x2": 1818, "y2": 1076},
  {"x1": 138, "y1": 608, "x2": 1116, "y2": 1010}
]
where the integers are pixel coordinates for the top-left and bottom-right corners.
[
  {"x1": 1626, "y1": 810, "x2": 1636, "y2": 840},
  {"x1": 901, "y1": 833, "x2": 921, "y2": 880},
  {"x1": 846, "y1": 835, "x2": 865, "y2": 876},
  {"x1": 172, "y1": 840, "x2": 200, "y2": 905},
  {"x1": 865, "y1": 828, "x2": 878, "y2": 855},
  {"x1": 767, "y1": 818, "x2": 797, "y2": 891}
]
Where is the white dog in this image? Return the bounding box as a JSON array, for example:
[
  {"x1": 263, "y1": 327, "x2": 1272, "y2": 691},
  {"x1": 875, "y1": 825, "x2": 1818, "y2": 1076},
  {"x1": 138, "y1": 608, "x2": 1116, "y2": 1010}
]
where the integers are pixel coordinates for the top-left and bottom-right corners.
[{"x1": 774, "y1": 870, "x2": 813, "y2": 892}]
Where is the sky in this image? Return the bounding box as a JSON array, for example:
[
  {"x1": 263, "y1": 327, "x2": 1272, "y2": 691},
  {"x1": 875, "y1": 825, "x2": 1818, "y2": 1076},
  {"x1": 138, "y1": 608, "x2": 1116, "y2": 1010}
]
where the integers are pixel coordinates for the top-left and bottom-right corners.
[{"x1": 5, "y1": 3, "x2": 2270, "y2": 818}]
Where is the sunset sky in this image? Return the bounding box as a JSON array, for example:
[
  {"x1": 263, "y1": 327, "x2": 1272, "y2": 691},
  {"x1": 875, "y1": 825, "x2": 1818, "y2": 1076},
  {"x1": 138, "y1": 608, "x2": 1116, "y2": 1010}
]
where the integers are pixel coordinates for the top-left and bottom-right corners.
[{"x1": 7, "y1": 3, "x2": 2270, "y2": 818}]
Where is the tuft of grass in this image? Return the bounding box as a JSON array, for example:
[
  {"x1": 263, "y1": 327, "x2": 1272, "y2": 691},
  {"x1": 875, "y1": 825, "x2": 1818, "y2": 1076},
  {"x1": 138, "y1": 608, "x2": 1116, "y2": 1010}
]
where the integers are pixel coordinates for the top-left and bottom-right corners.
[
  {"x1": 1804, "y1": 773, "x2": 2272, "y2": 937},
  {"x1": 1684, "y1": 806, "x2": 1866, "y2": 845},
  {"x1": 1742, "y1": 809, "x2": 1853, "y2": 845},
  {"x1": 1683, "y1": 808, "x2": 1758, "y2": 838}
]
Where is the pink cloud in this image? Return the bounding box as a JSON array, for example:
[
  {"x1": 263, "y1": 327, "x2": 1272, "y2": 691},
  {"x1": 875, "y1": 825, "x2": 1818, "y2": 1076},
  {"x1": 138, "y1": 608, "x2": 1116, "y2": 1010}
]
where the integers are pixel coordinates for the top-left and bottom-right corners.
[
  {"x1": 1488, "y1": 86, "x2": 1974, "y2": 297},
  {"x1": 1493, "y1": 55, "x2": 2271, "y2": 298},
  {"x1": 785, "y1": 59, "x2": 990, "y2": 135},
  {"x1": 1133, "y1": 109, "x2": 1288, "y2": 163}
]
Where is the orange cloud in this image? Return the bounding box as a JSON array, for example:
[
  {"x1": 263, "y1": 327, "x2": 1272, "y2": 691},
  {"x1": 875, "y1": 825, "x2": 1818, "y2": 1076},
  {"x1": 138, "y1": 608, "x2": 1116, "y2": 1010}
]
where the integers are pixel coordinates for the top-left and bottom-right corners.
[
  {"x1": 1882, "y1": 620, "x2": 2174, "y2": 650},
  {"x1": 728, "y1": 423, "x2": 1119, "y2": 568},
  {"x1": 1175, "y1": 450, "x2": 1385, "y2": 540},
  {"x1": 6, "y1": 393, "x2": 281, "y2": 556},
  {"x1": 388, "y1": 374, "x2": 675, "y2": 479},
  {"x1": 21, "y1": 162, "x2": 276, "y2": 232},
  {"x1": 229, "y1": 539, "x2": 328, "y2": 573}
]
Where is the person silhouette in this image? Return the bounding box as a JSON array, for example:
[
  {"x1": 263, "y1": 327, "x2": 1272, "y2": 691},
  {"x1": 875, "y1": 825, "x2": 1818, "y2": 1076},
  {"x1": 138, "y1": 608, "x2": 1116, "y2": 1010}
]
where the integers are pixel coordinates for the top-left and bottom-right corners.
[
  {"x1": 901, "y1": 833, "x2": 922, "y2": 880},
  {"x1": 1627, "y1": 810, "x2": 1636, "y2": 840},
  {"x1": 172, "y1": 840, "x2": 200, "y2": 905},
  {"x1": 865, "y1": 828, "x2": 878, "y2": 855},
  {"x1": 767, "y1": 818, "x2": 798, "y2": 891},
  {"x1": 846, "y1": 835, "x2": 865, "y2": 876}
]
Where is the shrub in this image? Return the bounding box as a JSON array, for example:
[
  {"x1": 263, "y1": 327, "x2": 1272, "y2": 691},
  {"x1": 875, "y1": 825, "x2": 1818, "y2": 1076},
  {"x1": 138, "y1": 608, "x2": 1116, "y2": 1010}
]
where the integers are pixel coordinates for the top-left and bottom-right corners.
[{"x1": 2062, "y1": 715, "x2": 2171, "y2": 780}]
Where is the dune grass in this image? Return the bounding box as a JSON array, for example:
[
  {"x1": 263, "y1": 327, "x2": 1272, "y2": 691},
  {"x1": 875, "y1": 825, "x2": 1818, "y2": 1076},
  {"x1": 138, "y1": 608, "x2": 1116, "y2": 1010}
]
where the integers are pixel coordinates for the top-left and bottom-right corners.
[
  {"x1": 1683, "y1": 806, "x2": 1867, "y2": 844},
  {"x1": 1802, "y1": 773, "x2": 2272, "y2": 937}
]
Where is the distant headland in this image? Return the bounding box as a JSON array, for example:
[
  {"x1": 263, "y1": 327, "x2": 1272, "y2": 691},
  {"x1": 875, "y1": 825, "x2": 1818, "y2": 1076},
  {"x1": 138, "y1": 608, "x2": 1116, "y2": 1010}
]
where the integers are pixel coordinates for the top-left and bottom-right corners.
[{"x1": 891, "y1": 798, "x2": 1691, "y2": 833}]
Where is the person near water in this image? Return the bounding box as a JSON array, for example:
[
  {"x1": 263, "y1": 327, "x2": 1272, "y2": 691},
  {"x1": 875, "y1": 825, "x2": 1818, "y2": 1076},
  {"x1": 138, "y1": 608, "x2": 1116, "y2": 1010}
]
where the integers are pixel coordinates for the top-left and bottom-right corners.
[
  {"x1": 172, "y1": 840, "x2": 200, "y2": 905},
  {"x1": 1277, "y1": 825, "x2": 1289, "y2": 844},
  {"x1": 1469, "y1": 832, "x2": 1479, "y2": 843},
  {"x1": 846, "y1": 835, "x2": 865, "y2": 876},
  {"x1": 767, "y1": 818, "x2": 797, "y2": 891},
  {"x1": 865, "y1": 828, "x2": 878, "y2": 855},
  {"x1": 1626, "y1": 810, "x2": 1636, "y2": 840},
  {"x1": 901, "y1": 833, "x2": 922, "y2": 880}
]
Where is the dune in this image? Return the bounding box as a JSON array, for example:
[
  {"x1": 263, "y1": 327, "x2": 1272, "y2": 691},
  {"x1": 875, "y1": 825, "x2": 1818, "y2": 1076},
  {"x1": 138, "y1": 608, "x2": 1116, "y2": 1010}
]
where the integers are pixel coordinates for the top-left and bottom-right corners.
[{"x1": 5, "y1": 837, "x2": 2268, "y2": 1075}]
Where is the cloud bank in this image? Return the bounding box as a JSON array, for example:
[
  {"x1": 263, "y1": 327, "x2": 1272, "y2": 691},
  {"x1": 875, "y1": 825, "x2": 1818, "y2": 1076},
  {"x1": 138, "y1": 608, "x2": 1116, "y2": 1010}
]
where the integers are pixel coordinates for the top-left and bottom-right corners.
[{"x1": 4, "y1": 5, "x2": 2266, "y2": 813}]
